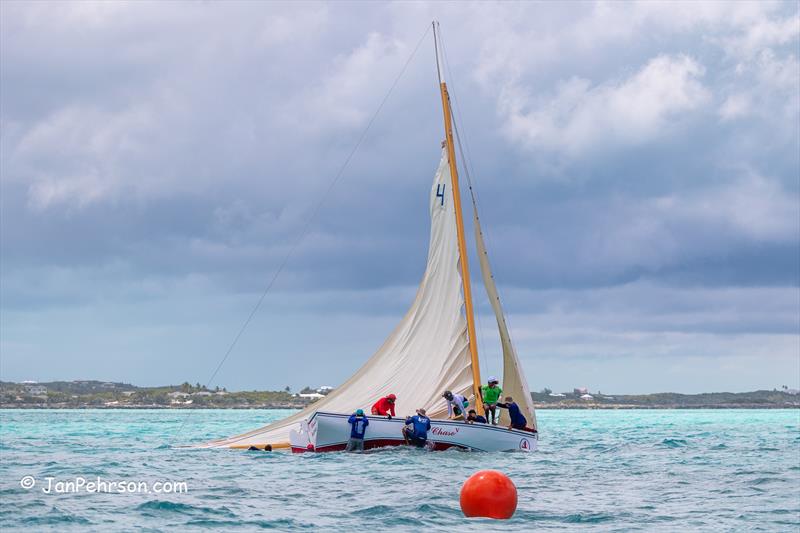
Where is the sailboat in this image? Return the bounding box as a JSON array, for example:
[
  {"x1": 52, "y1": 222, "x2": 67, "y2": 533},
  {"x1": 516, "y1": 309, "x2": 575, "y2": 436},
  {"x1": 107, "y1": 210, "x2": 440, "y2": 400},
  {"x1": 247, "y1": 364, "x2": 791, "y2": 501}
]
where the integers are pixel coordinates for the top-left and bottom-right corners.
[{"x1": 194, "y1": 23, "x2": 538, "y2": 453}]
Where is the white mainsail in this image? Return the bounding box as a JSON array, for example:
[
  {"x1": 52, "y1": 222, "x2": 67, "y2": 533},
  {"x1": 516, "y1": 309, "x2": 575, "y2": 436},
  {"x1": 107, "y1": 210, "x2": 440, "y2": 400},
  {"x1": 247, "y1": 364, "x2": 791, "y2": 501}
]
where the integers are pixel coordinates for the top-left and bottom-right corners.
[
  {"x1": 471, "y1": 199, "x2": 538, "y2": 430},
  {"x1": 196, "y1": 149, "x2": 474, "y2": 449}
]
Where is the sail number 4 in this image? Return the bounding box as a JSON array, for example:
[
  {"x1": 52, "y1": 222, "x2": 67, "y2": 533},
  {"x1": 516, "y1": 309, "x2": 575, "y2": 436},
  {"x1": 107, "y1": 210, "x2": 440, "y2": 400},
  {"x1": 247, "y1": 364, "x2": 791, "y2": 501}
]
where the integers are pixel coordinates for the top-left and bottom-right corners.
[{"x1": 436, "y1": 184, "x2": 445, "y2": 207}]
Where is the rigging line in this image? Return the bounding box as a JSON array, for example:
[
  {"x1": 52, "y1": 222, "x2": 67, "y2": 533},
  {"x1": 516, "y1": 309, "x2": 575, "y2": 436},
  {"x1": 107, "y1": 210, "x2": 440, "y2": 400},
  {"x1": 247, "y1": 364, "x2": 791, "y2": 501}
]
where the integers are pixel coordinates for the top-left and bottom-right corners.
[
  {"x1": 436, "y1": 27, "x2": 490, "y2": 376},
  {"x1": 451, "y1": 114, "x2": 526, "y2": 366},
  {"x1": 437, "y1": 27, "x2": 480, "y2": 198},
  {"x1": 439, "y1": 27, "x2": 526, "y2": 370},
  {"x1": 170, "y1": 24, "x2": 431, "y2": 444},
  {"x1": 432, "y1": 21, "x2": 443, "y2": 85},
  {"x1": 436, "y1": 22, "x2": 488, "y2": 388}
]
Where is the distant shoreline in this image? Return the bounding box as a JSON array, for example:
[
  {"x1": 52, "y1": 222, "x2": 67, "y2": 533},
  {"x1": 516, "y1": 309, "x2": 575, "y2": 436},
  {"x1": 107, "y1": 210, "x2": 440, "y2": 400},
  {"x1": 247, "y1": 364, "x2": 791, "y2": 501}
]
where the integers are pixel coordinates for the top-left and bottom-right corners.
[{"x1": 3, "y1": 380, "x2": 798, "y2": 410}]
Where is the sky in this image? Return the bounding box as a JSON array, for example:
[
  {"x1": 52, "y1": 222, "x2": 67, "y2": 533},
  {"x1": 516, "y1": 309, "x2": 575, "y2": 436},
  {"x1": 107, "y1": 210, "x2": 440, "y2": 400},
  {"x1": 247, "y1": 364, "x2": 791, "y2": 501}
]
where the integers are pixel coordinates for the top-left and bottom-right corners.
[{"x1": 1, "y1": 1, "x2": 798, "y2": 394}]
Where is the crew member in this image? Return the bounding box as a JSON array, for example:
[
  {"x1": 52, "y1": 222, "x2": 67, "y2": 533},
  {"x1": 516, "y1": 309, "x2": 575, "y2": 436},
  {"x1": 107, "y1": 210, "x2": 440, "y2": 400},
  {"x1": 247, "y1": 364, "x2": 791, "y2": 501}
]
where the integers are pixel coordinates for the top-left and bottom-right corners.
[
  {"x1": 466, "y1": 409, "x2": 487, "y2": 424},
  {"x1": 402, "y1": 408, "x2": 432, "y2": 448},
  {"x1": 346, "y1": 409, "x2": 369, "y2": 452},
  {"x1": 442, "y1": 390, "x2": 469, "y2": 421},
  {"x1": 496, "y1": 396, "x2": 528, "y2": 431},
  {"x1": 371, "y1": 394, "x2": 397, "y2": 418},
  {"x1": 480, "y1": 377, "x2": 502, "y2": 425}
]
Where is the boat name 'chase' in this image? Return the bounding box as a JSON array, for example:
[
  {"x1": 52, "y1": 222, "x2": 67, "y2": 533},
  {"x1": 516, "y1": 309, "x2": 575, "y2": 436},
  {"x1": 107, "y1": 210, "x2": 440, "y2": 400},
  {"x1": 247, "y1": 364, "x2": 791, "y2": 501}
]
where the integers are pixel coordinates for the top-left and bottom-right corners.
[{"x1": 431, "y1": 426, "x2": 459, "y2": 436}]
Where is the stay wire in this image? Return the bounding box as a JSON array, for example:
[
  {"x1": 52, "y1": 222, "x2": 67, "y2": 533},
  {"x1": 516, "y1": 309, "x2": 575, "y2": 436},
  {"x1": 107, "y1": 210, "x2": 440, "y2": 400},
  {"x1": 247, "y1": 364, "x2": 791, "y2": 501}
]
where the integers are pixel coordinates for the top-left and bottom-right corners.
[
  {"x1": 439, "y1": 26, "x2": 523, "y2": 378},
  {"x1": 436, "y1": 28, "x2": 492, "y2": 378},
  {"x1": 171, "y1": 24, "x2": 432, "y2": 444}
]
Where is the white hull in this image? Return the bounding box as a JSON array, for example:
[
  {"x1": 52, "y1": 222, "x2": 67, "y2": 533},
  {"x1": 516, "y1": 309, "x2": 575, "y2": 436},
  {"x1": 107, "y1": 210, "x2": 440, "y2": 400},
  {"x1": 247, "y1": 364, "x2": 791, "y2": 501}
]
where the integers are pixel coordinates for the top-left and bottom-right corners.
[{"x1": 289, "y1": 411, "x2": 537, "y2": 453}]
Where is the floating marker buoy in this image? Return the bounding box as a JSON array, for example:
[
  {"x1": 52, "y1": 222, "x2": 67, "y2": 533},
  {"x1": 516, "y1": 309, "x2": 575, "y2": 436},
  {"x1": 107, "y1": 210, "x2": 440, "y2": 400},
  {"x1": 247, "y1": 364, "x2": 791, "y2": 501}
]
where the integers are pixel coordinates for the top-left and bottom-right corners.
[{"x1": 459, "y1": 470, "x2": 517, "y2": 519}]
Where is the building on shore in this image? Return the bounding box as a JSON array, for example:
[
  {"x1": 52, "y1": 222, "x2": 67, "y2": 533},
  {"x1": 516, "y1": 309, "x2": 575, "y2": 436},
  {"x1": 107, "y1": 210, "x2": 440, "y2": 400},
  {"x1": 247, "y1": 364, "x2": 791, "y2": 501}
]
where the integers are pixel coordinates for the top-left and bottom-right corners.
[
  {"x1": 23, "y1": 383, "x2": 47, "y2": 395},
  {"x1": 298, "y1": 392, "x2": 325, "y2": 400}
]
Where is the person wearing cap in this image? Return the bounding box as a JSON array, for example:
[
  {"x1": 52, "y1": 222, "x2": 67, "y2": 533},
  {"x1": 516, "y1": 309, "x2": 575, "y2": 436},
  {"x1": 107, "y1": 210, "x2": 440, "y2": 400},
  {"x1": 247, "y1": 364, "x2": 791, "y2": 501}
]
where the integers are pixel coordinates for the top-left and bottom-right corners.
[
  {"x1": 371, "y1": 394, "x2": 397, "y2": 419},
  {"x1": 346, "y1": 409, "x2": 370, "y2": 452},
  {"x1": 442, "y1": 390, "x2": 469, "y2": 421},
  {"x1": 496, "y1": 396, "x2": 528, "y2": 431},
  {"x1": 466, "y1": 409, "x2": 487, "y2": 424},
  {"x1": 402, "y1": 408, "x2": 432, "y2": 447},
  {"x1": 480, "y1": 377, "x2": 503, "y2": 425}
]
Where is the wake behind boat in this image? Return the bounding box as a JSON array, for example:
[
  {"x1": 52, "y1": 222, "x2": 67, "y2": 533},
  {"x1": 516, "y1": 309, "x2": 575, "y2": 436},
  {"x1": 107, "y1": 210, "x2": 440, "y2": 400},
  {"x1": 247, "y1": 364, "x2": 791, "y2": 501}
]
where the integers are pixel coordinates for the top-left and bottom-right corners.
[{"x1": 194, "y1": 23, "x2": 538, "y2": 453}]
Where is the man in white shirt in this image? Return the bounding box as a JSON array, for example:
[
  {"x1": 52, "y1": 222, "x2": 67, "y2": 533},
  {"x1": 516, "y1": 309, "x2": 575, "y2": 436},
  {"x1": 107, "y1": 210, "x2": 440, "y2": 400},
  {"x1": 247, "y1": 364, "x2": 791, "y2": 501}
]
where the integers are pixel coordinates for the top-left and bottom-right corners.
[{"x1": 442, "y1": 390, "x2": 468, "y2": 421}]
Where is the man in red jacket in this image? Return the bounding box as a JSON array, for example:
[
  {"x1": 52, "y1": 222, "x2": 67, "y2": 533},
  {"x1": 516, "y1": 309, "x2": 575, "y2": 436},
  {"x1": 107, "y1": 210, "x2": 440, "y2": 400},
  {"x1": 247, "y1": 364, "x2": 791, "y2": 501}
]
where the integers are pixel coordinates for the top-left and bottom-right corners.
[{"x1": 371, "y1": 394, "x2": 397, "y2": 418}]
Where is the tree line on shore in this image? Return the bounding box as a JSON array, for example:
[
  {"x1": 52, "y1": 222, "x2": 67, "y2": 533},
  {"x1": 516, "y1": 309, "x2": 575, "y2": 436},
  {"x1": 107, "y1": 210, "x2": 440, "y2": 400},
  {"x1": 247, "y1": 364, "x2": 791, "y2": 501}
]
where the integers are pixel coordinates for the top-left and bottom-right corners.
[{"x1": 1, "y1": 380, "x2": 797, "y2": 408}]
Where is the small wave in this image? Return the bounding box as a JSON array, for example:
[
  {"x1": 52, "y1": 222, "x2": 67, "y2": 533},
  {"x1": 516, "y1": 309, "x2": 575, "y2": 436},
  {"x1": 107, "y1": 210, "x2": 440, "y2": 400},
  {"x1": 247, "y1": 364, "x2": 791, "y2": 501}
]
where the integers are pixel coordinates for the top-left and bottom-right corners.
[
  {"x1": 749, "y1": 477, "x2": 783, "y2": 486},
  {"x1": 358, "y1": 504, "x2": 393, "y2": 516},
  {"x1": 415, "y1": 502, "x2": 462, "y2": 516},
  {"x1": 21, "y1": 508, "x2": 91, "y2": 526},
  {"x1": 185, "y1": 518, "x2": 310, "y2": 529},
  {"x1": 136, "y1": 500, "x2": 235, "y2": 518},
  {"x1": 564, "y1": 512, "x2": 614, "y2": 523},
  {"x1": 661, "y1": 438, "x2": 688, "y2": 447}
]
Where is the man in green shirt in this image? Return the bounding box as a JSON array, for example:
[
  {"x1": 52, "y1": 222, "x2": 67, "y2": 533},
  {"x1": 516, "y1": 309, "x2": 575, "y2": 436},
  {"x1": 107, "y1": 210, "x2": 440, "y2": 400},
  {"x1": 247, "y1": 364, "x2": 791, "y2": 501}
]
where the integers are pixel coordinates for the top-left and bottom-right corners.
[{"x1": 480, "y1": 377, "x2": 503, "y2": 425}]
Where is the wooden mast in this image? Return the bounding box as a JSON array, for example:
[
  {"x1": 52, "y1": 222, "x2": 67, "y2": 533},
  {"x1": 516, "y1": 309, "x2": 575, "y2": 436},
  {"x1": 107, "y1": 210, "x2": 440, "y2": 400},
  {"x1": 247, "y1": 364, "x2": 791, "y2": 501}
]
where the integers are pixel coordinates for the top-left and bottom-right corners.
[{"x1": 433, "y1": 22, "x2": 483, "y2": 413}]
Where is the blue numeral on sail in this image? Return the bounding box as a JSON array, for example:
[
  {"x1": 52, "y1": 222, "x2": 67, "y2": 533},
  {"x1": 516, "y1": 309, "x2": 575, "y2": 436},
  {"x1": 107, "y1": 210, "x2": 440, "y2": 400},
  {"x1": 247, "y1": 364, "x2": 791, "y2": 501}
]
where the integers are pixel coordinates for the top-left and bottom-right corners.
[{"x1": 436, "y1": 184, "x2": 445, "y2": 206}]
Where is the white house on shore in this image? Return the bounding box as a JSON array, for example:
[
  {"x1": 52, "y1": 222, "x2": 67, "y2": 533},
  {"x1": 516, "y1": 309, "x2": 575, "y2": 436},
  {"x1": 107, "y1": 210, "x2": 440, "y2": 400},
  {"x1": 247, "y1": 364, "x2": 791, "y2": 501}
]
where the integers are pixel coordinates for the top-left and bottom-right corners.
[
  {"x1": 23, "y1": 383, "x2": 47, "y2": 395},
  {"x1": 298, "y1": 392, "x2": 325, "y2": 400}
]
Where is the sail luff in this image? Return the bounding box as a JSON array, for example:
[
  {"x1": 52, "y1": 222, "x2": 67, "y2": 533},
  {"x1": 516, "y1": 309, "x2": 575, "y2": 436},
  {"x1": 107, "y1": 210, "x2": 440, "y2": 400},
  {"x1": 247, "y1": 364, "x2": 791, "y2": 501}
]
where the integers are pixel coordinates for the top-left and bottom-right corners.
[{"x1": 438, "y1": 80, "x2": 483, "y2": 413}]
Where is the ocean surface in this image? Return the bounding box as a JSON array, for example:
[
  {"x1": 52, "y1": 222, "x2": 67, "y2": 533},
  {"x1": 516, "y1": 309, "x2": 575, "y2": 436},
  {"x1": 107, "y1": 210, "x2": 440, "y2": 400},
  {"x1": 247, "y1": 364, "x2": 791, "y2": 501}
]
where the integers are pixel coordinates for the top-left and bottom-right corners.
[{"x1": 0, "y1": 409, "x2": 798, "y2": 531}]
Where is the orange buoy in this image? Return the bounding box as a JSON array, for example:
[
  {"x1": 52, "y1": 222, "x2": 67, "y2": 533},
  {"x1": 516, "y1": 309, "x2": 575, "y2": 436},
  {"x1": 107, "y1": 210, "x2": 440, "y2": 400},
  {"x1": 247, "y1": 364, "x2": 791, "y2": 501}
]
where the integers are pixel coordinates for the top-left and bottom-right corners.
[{"x1": 459, "y1": 470, "x2": 517, "y2": 519}]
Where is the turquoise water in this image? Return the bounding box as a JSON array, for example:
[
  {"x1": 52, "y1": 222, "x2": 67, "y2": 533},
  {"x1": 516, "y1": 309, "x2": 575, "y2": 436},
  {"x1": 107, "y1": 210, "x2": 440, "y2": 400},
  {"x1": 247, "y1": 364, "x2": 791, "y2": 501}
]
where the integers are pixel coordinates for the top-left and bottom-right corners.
[{"x1": 1, "y1": 409, "x2": 798, "y2": 531}]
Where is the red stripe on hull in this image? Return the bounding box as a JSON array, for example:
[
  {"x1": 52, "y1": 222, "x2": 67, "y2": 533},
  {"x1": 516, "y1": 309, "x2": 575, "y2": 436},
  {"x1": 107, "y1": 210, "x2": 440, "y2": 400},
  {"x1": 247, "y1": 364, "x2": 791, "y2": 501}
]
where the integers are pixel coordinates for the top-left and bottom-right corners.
[{"x1": 291, "y1": 438, "x2": 467, "y2": 453}]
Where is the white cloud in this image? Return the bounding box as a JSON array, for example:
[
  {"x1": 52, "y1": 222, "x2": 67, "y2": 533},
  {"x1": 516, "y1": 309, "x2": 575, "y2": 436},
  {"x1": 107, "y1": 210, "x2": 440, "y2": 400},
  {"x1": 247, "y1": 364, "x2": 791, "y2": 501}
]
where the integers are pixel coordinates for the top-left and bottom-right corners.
[
  {"x1": 594, "y1": 171, "x2": 799, "y2": 268},
  {"x1": 718, "y1": 93, "x2": 751, "y2": 121},
  {"x1": 720, "y1": 11, "x2": 800, "y2": 61},
  {"x1": 673, "y1": 171, "x2": 800, "y2": 242},
  {"x1": 500, "y1": 55, "x2": 710, "y2": 154},
  {"x1": 14, "y1": 104, "x2": 157, "y2": 209},
  {"x1": 467, "y1": 1, "x2": 797, "y2": 156},
  {"x1": 286, "y1": 32, "x2": 408, "y2": 133}
]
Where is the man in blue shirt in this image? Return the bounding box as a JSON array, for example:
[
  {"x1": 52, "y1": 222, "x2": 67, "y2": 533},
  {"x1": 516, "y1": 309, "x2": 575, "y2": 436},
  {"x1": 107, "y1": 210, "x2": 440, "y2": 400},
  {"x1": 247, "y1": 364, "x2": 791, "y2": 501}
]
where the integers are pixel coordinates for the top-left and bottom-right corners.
[
  {"x1": 346, "y1": 409, "x2": 369, "y2": 452},
  {"x1": 496, "y1": 396, "x2": 528, "y2": 430},
  {"x1": 402, "y1": 408, "x2": 432, "y2": 448},
  {"x1": 466, "y1": 409, "x2": 487, "y2": 424}
]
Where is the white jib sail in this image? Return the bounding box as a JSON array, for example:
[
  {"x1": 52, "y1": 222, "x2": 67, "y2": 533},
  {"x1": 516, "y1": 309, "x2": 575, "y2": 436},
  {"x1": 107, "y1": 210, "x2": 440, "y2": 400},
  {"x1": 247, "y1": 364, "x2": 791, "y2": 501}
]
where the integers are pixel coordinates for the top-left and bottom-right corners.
[
  {"x1": 471, "y1": 199, "x2": 538, "y2": 430},
  {"x1": 195, "y1": 149, "x2": 474, "y2": 448}
]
